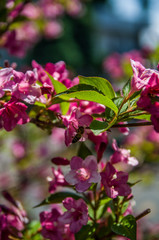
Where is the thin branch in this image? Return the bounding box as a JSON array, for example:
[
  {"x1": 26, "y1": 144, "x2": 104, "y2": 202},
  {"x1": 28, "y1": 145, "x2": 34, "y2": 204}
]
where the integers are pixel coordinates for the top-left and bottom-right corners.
[{"x1": 111, "y1": 121, "x2": 153, "y2": 128}]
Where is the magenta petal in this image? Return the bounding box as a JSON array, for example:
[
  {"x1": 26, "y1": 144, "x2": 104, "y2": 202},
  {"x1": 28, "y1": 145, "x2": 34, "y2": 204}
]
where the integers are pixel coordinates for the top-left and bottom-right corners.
[
  {"x1": 78, "y1": 114, "x2": 93, "y2": 126},
  {"x1": 58, "y1": 211, "x2": 72, "y2": 224},
  {"x1": 106, "y1": 162, "x2": 116, "y2": 178},
  {"x1": 75, "y1": 181, "x2": 91, "y2": 192},
  {"x1": 89, "y1": 171, "x2": 101, "y2": 183},
  {"x1": 70, "y1": 156, "x2": 83, "y2": 170},
  {"x1": 65, "y1": 171, "x2": 78, "y2": 185},
  {"x1": 62, "y1": 197, "x2": 75, "y2": 210},
  {"x1": 115, "y1": 184, "x2": 131, "y2": 196},
  {"x1": 70, "y1": 221, "x2": 83, "y2": 233},
  {"x1": 83, "y1": 156, "x2": 97, "y2": 171}
]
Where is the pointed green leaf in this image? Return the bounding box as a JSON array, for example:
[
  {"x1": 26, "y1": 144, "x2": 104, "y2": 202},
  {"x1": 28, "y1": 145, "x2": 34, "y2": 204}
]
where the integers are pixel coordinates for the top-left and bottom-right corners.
[
  {"x1": 47, "y1": 72, "x2": 70, "y2": 115},
  {"x1": 34, "y1": 192, "x2": 87, "y2": 208},
  {"x1": 122, "y1": 78, "x2": 131, "y2": 97},
  {"x1": 55, "y1": 84, "x2": 118, "y2": 114},
  {"x1": 79, "y1": 76, "x2": 115, "y2": 99},
  {"x1": 78, "y1": 142, "x2": 92, "y2": 159},
  {"x1": 112, "y1": 215, "x2": 136, "y2": 240},
  {"x1": 90, "y1": 120, "x2": 108, "y2": 135}
]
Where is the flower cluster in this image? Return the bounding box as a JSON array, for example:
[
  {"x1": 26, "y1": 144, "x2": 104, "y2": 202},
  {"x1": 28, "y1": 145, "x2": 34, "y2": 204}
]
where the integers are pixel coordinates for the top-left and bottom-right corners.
[
  {"x1": 103, "y1": 49, "x2": 147, "y2": 80},
  {"x1": 0, "y1": 0, "x2": 85, "y2": 57},
  {"x1": 0, "y1": 191, "x2": 28, "y2": 239},
  {"x1": 1, "y1": 56, "x2": 158, "y2": 239},
  {"x1": 131, "y1": 60, "x2": 159, "y2": 132}
]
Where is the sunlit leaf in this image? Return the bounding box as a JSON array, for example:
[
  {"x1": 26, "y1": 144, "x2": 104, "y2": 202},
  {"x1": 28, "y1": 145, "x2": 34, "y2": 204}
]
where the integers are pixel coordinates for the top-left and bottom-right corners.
[
  {"x1": 79, "y1": 76, "x2": 115, "y2": 99},
  {"x1": 55, "y1": 84, "x2": 118, "y2": 114},
  {"x1": 112, "y1": 215, "x2": 136, "y2": 240},
  {"x1": 47, "y1": 72, "x2": 70, "y2": 115}
]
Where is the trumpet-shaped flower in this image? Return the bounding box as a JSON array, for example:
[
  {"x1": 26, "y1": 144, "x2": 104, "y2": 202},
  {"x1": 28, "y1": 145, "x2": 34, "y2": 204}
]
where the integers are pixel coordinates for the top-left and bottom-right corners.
[
  {"x1": 0, "y1": 98, "x2": 29, "y2": 131},
  {"x1": 65, "y1": 156, "x2": 101, "y2": 192},
  {"x1": 101, "y1": 162, "x2": 131, "y2": 199},
  {"x1": 40, "y1": 208, "x2": 65, "y2": 240},
  {"x1": 59, "y1": 197, "x2": 88, "y2": 233}
]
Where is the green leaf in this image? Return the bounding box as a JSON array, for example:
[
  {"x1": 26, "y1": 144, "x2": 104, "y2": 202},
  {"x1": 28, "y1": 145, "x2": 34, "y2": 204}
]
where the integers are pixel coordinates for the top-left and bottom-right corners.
[
  {"x1": 79, "y1": 76, "x2": 115, "y2": 99},
  {"x1": 121, "y1": 201, "x2": 129, "y2": 215},
  {"x1": 111, "y1": 215, "x2": 136, "y2": 240},
  {"x1": 34, "y1": 101, "x2": 46, "y2": 108},
  {"x1": 47, "y1": 72, "x2": 70, "y2": 115},
  {"x1": 78, "y1": 142, "x2": 92, "y2": 159},
  {"x1": 23, "y1": 221, "x2": 43, "y2": 240},
  {"x1": 75, "y1": 223, "x2": 95, "y2": 240},
  {"x1": 122, "y1": 78, "x2": 131, "y2": 97},
  {"x1": 34, "y1": 192, "x2": 87, "y2": 207},
  {"x1": 55, "y1": 84, "x2": 118, "y2": 114},
  {"x1": 97, "y1": 198, "x2": 112, "y2": 219},
  {"x1": 90, "y1": 120, "x2": 108, "y2": 135},
  {"x1": 132, "y1": 114, "x2": 151, "y2": 121}
]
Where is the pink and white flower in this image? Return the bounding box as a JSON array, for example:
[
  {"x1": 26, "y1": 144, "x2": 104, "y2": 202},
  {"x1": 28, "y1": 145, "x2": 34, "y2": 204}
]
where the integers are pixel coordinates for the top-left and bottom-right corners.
[
  {"x1": 110, "y1": 139, "x2": 138, "y2": 166},
  {"x1": 47, "y1": 167, "x2": 68, "y2": 193}
]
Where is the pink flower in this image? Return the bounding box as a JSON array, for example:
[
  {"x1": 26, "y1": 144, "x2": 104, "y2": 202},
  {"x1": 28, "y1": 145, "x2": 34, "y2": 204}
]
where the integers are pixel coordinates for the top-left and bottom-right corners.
[
  {"x1": 0, "y1": 68, "x2": 14, "y2": 97},
  {"x1": 88, "y1": 132, "x2": 108, "y2": 161},
  {"x1": 0, "y1": 191, "x2": 28, "y2": 239},
  {"x1": 59, "y1": 197, "x2": 88, "y2": 233},
  {"x1": 110, "y1": 139, "x2": 138, "y2": 166},
  {"x1": 65, "y1": 155, "x2": 101, "y2": 192},
  {"x1": 21, "y1": 3, "x2": 41, "y2": 19},
  {"x1": 12, "y1": 69, "x2": 41, "y2": 104},
  {"x1": 130, "y1": 59, "x2": 152, "y2": 93},
  {"x1": 103, "y1": 53, "x2": 123, "y2": 79},
  {"x1": 0, "y1": 98, "x2": 29, "y2": 131},
  {"x1": 118, "y1": 122, "x2": 130, "y2": 135},
  {"x1": 44, "y1": 21, "x2": 62, "y2": 39},
  {"x1": 40, "y1": 208, "x2": 64, "y2": 240},
  {"x1": 3, "y1": 22, "x2": 39, "y2": 57},
  {"x1": 78, "y1": 100, "x2": 105, "y2": 115},
  {"x1": 11, "y1": 141, "x2": 26, "y2": 159},
  {"x1": 149, "y1": 102, "x2": 159, "y2": 132},
  {"x1": 101, "y1": 162, "x2": 131, "y2": 199},
  {"x1": 47, "y1": 167, "x2": 68, "y2": 193},
  {"x1": 63, "y1": 108, "x2": 93, "y2": 146}
]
